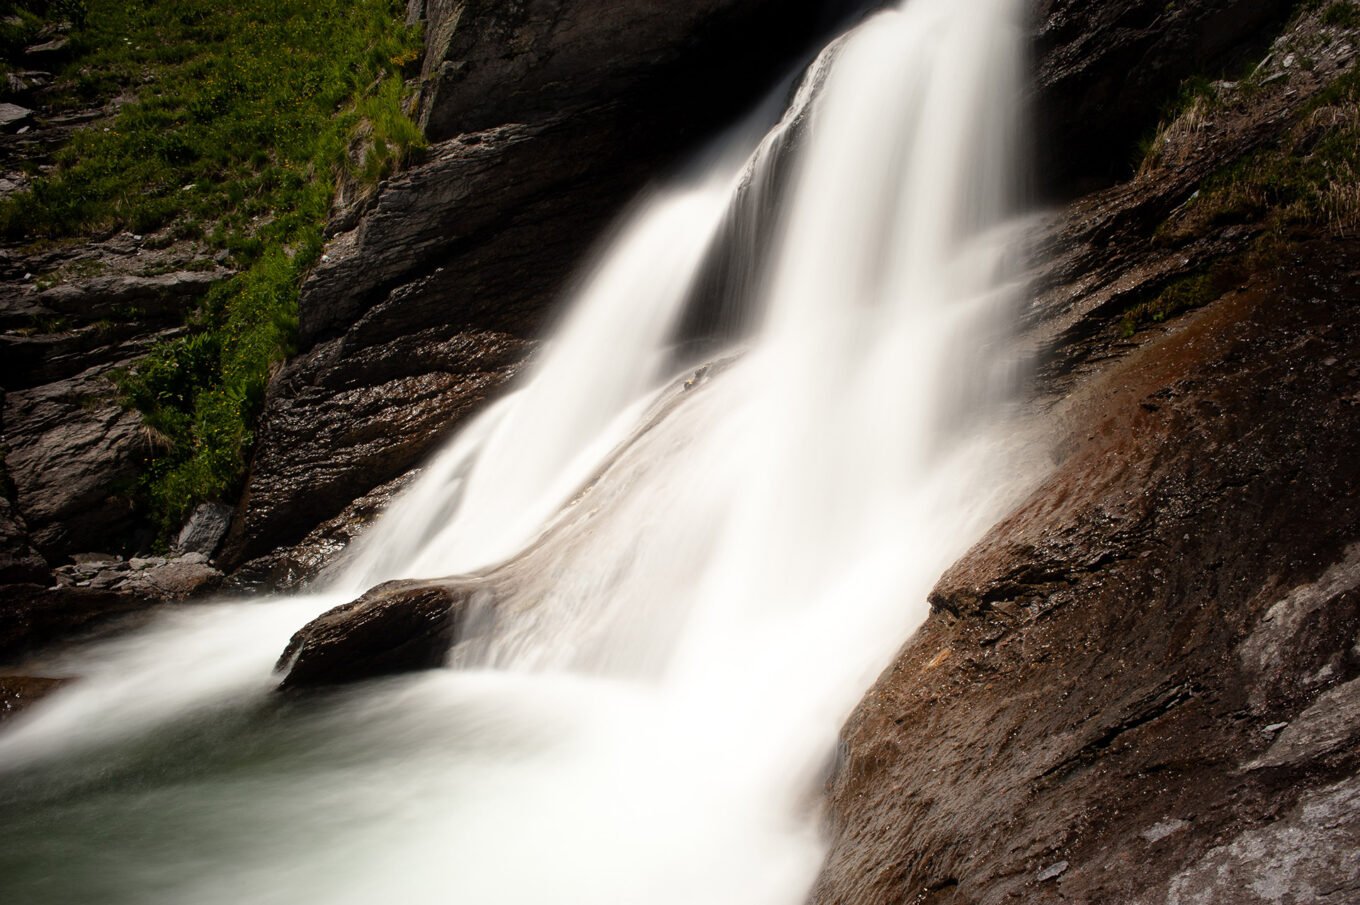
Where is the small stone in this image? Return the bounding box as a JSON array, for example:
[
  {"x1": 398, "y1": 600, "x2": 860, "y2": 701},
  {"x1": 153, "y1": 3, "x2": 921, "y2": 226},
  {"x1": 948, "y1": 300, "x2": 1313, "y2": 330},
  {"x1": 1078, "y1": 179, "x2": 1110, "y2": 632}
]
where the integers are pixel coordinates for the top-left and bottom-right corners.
[
  {"x1": 0, "y1": 102, "x2": 33, "y2": 129},
  {"x1": 1036, "y1": 860, "x2": 1069, "y2": 882},
  {"x1": 1263, "y1": 722, "x2": 1289, "y2": 734},
  {"x1": 24, "y1": 36, "x2": 69, "y2": 58}
]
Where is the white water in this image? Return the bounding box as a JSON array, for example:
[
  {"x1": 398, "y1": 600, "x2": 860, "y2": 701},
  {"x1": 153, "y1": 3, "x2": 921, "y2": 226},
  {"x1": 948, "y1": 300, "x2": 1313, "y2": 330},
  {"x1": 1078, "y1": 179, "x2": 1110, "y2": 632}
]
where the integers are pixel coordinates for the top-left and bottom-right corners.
[{"x1": 0, "y1": 2, "x2": 1039, "y2": 903}]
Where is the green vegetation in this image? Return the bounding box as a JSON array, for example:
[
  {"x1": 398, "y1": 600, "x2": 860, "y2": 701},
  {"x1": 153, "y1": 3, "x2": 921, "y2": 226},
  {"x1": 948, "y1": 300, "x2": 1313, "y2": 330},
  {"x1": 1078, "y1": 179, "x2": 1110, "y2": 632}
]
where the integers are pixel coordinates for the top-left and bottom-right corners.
[
  {"x1": 1166, "y1": 67, "x2": 1360, "y2": 242},
  {"x1": 1322, "y1": 1, "x2": 1360, "y2": 28},
  {"x1": 1, "y1": 0, "x2": 423, "y2": 536},
  {"x1": 1123, "y1": 4, "x2": 1360, "y2": 338},
  {"x1": 1118, "y1": 268, "x2": 1236, "y2": 338}
]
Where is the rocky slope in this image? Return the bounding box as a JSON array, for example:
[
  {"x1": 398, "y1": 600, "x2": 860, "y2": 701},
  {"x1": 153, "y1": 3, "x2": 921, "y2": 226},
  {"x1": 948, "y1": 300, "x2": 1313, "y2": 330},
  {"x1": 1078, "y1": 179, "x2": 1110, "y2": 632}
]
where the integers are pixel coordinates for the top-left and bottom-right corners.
[{"x1": 221, "y1": 0, "x2": 841, "y2": 574}]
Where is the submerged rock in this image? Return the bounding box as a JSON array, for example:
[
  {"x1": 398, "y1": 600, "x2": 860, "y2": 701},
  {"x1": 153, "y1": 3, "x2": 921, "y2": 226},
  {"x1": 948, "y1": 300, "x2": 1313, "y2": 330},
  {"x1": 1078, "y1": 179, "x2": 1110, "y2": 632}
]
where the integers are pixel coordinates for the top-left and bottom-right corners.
[
  {"x1": 0, "y1": 675, "x2": 68, "y2": 723},
  {"x1": 275, "y1": 579, "x2": 475, "y2": 689}
]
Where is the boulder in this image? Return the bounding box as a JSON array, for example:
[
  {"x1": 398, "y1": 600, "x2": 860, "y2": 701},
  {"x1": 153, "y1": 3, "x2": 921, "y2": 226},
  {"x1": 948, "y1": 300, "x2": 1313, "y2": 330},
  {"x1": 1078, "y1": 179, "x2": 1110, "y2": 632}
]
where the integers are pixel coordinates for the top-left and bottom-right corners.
[
  {"x1": 275, "y1": 579, "x2": 476, "y2": 689},
  {"x1": 0, "y1": 102, "x2": 34, "y2": 130},
  {"x1": 173, "y1": 502, "x2": 234, "y2": 557}
]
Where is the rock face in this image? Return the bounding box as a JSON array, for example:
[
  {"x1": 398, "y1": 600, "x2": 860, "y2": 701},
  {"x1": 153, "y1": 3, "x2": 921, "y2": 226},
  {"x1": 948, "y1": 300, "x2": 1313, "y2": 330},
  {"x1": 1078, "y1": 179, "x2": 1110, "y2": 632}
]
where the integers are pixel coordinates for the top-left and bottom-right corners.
[
  {"x1": 812, "y1": 8, "x2": 1360, "y2": 903},
  {"x1": 1032, "y1": 0, "x2": 1296, "y2": 192},
  {"x1": 223, "y1": 0, "x2": 839, "y2": 568},
  {"x1": 0, "y1": 234, "x2": 230, "y2": 559},
  {"x1": 275, "y1": 579, "x2": 475, "y2": 689}
]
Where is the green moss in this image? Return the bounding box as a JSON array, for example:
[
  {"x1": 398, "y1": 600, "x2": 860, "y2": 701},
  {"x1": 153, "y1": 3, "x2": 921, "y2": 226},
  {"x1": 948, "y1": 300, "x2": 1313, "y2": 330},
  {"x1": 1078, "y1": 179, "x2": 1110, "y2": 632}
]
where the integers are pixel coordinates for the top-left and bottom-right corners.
[
  {"x1": 4, "y1": 0, "x2": 424, "y2": 536},
  {"x1": 1118, "y1": 269, "x2": 1233, "y2": 338}
]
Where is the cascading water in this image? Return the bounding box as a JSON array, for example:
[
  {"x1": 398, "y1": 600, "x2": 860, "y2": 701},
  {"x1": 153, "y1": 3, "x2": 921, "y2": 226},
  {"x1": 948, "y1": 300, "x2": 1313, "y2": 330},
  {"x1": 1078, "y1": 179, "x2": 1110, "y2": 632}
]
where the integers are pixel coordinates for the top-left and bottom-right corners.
[{"x1": 0, "y1": 2, "x2": 1042, "y2": 903}]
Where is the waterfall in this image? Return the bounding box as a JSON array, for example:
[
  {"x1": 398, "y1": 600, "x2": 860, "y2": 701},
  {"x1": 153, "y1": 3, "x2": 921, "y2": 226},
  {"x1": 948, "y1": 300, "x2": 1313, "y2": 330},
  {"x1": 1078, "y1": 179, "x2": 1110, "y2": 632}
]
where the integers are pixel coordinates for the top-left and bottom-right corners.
[{"x1": 0, "y1": 2, "x2": 1040, "y2": 904}]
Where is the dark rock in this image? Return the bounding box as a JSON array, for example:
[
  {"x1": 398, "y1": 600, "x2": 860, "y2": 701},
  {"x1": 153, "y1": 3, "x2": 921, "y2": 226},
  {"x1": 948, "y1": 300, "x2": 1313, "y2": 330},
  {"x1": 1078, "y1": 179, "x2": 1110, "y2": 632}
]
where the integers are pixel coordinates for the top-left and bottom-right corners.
[
  {"x1": 118, "y1": 559, "x2": 222, "y2": 600},
  {"x1": 0, "y1": 584, "x2": 157, "y2": 662},
  {"x1": 0, "y1": 103, "x2": 34, "y2": 130},
  {"x1": 173, "y1": 502, "x2": 233, "y2": 556},
  {"x1": 0, "y1": 495, "x2": 47, "y2": 584},
  {"x1": 224, "y1": 328, "x2": 530, "y2": 566},
  {"x1": 229, "y1": 470, "x2": 417, "y2": 593},
  {"x1": 34, "y1": 270, "x2": 224, "y2": 323},
  {"x1": 0, "y1": 675, "x2": 68, "y2": 723},
  {"x1": 275, "y1": 579, "x2": 474, "y2": 689},
  {"x1": 3, "y1": 366, "x2": 151, "y2": 558},
  {"x1": 416, "y1": 0, "x2": 834, "y2": 142},
  {"x1": 1033, "y1": 0, "x2": 1296, "y2": 194}
]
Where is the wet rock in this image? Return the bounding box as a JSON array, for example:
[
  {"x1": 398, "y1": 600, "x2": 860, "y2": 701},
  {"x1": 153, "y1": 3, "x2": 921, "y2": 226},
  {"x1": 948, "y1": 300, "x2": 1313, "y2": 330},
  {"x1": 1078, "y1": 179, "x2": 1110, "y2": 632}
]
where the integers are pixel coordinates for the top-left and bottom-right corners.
[
  {"x1": 0, "y1": 584, "x2": 155, "y2": 661},
  {"x1": 229, "y1": 470, "x2": 417, "y2": 593},
  {"x1": 173, "y1": 502, "x2": 233, "y2": 556},
  {"x1": 1245, "y1": 678, "x2": 1360, "y2": 771},
  {"x1": 275, "y1": 579, "x2": 474, "y2": 689},
  {"x1": 1130, "y1": 777, "x2": 1360, "y2": 905},
  {"x1": 0, "y1": 675, "x2": 68, "y2": 723}
]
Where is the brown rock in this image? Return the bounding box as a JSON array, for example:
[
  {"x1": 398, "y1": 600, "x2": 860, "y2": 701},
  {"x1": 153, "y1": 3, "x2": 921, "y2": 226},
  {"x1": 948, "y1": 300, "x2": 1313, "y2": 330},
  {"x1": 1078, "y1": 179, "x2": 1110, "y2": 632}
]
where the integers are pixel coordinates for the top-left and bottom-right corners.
[
  {"x1": 0, "y1": 675, "x2": 68, "y2": 723},
  {"x1": 812, "y1": 242, "x2": 1360, "y2": 904},
  {"x1": 275, "y1": 579, "x2": 475, "y2": 689}
]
